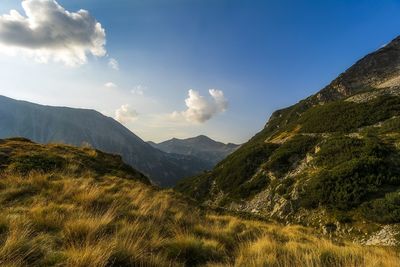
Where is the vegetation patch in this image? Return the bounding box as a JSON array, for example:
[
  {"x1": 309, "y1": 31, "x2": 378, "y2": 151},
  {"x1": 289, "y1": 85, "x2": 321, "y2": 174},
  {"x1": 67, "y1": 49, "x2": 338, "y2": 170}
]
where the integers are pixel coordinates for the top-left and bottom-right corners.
[
  {"x1": 8, "y1": 153, "x2": 65, "y2": 174},
  {"x1": 265, "y1": 135, "x2": 319, "y2": 177},
  {"x1": 361, "y1": 192, "x2": 400, "y2": 223},
  {"x1": 177, "y1": 142, "x2": 279, "y2": 201},
  {"x1": 237, "y1": 172, "x2": 271, "y2": 199},
  {"x1": 297, "y1": 95, "x2": 400, "y2": 133},
  {"x1": 301, "y1": 135, "x2": 400, "y2": 211}
]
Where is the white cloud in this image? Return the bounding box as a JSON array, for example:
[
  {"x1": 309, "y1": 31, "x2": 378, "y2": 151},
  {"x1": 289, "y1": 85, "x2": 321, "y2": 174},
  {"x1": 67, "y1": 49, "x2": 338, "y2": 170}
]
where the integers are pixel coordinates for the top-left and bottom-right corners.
[
  {"x1": 104, "y1": 82, "x2": 117, "y2": 88},
  {"x1": 173, "y1": 89, "x2": 228, "y2": 123},
  {"x1": 131, "y1": 84, "x2": 146, "y2": 96},
  {"x1": 108, "y1": 58, "x2": 119, "y2": 70},
  {"x1": 115, "y1": 104, "x2": 138, "y2": 124},
  {"x1": 0, "y1": 0, "x2": 106, "y2": 66}
]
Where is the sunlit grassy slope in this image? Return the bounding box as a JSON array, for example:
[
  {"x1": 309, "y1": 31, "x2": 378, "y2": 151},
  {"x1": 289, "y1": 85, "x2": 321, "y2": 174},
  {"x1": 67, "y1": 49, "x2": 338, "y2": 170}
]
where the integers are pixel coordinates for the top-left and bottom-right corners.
[{"x1": 0, "y1": 138, "x2": 398, "y2": 266}]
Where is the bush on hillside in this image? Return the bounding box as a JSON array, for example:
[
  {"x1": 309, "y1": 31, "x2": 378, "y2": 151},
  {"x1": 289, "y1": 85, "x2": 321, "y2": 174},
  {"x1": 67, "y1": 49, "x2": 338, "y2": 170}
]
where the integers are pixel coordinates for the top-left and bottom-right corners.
[
  {"x1": 237, "y1": 172, "x2": 271, "y2": 199},
  {"x1": 8, "y1": 153, "x2": 65, "y2": 174},
  {"x1": 265, "y1": 135, "x2": 319, "y2": 177},
  {"x1": 361, "y1": 192, "x2": 400, "y2": 223},
  {"x1": 298, "y1": 95, "x2": 400, "y2": 133},
  {"x1": 213, "y1": 142, "x2": 279, "y2": 199},
  {"x1": 301, "y1": 136, "x2": 400, "y2": 210}
]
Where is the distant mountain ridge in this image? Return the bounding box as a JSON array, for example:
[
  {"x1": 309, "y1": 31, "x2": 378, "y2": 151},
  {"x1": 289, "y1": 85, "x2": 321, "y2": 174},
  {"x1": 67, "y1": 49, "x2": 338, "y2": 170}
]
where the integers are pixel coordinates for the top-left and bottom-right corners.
[
  {"x1": 0, "y1": 95, "x2": 209, "y2": 186},
  {"x1": 148, "y1": 135, "x2": 239, "y2": 165}
]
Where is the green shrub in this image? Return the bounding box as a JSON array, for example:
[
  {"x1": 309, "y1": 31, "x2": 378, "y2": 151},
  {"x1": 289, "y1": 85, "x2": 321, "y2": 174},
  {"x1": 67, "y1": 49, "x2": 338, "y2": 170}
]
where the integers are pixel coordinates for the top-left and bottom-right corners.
[
  {"x1": 237, "y1": 172, "x2": 271, "y2": 199},
  {"x1": 8, "y1": 153, "x2": 65, "y2": 174},
  {"x1": 266, "y1": 135, "x2": 319, "y2": 177},
  {"x1": 361, "y1": 192, "x2": 400, "y2": 223},
  {"x1": 378, "y1": 117, "x2": 400, "y2": 133},
  {"x1": 301, "y1": 136, "x2": 400, "y2": 210},
  {"x1": 275, "y1": 177, "x2": 295, "y2": 197},
  {"x1": 215, "y1": 142, "x2": 278, "y2": 191},
  {"x1": 175, "y1": 172, "x2": 214, "y2": 202},
  {"x1": 298, "y1": 95, "x2": 400, "y2": 133},
  {"x1": 163, "y1": 236, "x2": 224, "y2": 266}
]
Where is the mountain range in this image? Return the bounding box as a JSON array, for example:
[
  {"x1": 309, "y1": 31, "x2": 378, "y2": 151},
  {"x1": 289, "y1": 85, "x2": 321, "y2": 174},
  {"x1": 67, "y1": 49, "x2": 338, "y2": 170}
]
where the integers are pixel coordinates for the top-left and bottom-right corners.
[
  {"x1": 0, "y1": 96, "x2": 216, "y2": 186},
  {"x1": 177, "y1": 35, "x2": 400, "y2": 231},
  {"x1": 148, "y1": 135, "x2": 239, "y2": 166}
]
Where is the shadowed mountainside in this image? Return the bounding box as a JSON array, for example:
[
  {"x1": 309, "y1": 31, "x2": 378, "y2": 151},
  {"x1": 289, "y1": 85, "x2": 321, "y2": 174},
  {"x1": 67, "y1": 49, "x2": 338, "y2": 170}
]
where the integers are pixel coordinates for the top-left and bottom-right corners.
[{"x1": 0, "y1": 96, "x2": 210, "y2": 187}]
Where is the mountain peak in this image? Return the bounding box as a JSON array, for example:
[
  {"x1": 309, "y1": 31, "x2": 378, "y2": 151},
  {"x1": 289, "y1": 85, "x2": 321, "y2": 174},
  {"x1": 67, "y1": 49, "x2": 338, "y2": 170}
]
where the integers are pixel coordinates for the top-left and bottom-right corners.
[
  {"x1": 315, "y1": 35, "x2": 400, "y2": 102},
  {"x1": 150, "y1": 135, "x2": 240, "y2": 165},
  {"x1": 195, "y1": 134, "x2": 211, "y2": 139},
  {"x1": 192, "y1": 135, "x2": 215, "y2": 143},
  {"x1": 386, "y1": 35, "x2": 400, "y2": 48}
]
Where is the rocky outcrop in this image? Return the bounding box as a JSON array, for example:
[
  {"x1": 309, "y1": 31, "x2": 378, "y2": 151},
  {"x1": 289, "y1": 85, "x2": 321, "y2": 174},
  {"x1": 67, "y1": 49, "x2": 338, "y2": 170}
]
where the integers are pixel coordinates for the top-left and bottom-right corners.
[
  {"x1": 316, "y1": 36, "x2": 400, "y2": 102},
  {"x1": 363, "y1": 226, "x2": 400, "y2": 246}
]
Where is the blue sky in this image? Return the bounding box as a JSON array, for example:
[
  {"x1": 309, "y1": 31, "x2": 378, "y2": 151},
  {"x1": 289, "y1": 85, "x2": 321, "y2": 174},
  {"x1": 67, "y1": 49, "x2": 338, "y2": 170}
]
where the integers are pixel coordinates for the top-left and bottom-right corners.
[{"x1": 0, "y1": 0, "x2": 399, "y2": 143}]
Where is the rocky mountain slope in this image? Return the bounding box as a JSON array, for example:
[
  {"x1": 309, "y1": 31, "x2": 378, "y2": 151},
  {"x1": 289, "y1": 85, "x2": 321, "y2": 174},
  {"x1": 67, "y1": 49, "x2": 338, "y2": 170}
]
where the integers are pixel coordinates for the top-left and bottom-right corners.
[
  {"x1": 148, "y1": 135, "x2": 239, "y2": 166},
  {"x1": 177, "y1": 35, "x2": 400, "y2": 239},
  {"x1": 0, "y1": 96, "x2": 209, "y2": 186},
  {"x1": 0, "y1": 138, "x2": 398, "y2": 266}
]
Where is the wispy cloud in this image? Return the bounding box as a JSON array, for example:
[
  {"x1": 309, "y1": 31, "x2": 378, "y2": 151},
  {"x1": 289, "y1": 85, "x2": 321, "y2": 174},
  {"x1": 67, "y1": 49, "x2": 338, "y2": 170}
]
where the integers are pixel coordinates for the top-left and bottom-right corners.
[
  {"x1": 131, "y1": 85, "x2": 147, "y2": 96},
  {"x1": 104, "y1": 82, "x2": 118, "y2": 88},
  {"x1": 115, "y1": 104, "x2": 138, "y2": 124},
  {"x1": 172, "y1": 89, "x2": 228, "y2": 123},
  {"x1": 0, "y1": 0, "x2": 106, "y2": 66},
  {"x1": 108, "y1": 58, "x2": 119, "y2": 70}
]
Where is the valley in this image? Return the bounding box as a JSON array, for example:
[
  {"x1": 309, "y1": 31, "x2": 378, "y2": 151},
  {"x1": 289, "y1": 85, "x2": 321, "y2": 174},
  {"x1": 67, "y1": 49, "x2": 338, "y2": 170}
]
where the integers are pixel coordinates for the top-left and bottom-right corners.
[
  {"x1": 2, "y1": 36, "x2": 400, "y2": 266},
  {"x1": 0, "y1": 138, "x2": 398, "y2": 266},
  {"x1": 0, "y1": 1, "x2": 400, "y2": 265},
  {"x1": 0, "y1": 96, "x2": 216, "y2": 187}
]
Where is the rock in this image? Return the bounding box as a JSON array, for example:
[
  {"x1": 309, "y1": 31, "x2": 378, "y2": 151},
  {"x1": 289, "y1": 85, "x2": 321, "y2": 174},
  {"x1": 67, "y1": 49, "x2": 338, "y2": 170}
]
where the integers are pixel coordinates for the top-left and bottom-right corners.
[
  {"x1": 365, "y1": 226, "x2": 400, "y2": 246},
  {"x1": 251, "y1": 209, "x2": 259, "y2": 213}
]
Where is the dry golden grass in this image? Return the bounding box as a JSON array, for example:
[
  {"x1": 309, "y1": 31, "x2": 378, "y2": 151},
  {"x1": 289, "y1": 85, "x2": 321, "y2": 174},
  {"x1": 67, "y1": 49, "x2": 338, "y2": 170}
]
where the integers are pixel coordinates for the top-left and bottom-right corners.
[
  {"x1": 234, "y1": 226, "x2": 400, "y2": 267},
  {"x1": 0, "y1": 171, "x2": 398, "y2": 267},
  {"x1": 0, "y1": 139, "x2": 398, "y2": 266}
]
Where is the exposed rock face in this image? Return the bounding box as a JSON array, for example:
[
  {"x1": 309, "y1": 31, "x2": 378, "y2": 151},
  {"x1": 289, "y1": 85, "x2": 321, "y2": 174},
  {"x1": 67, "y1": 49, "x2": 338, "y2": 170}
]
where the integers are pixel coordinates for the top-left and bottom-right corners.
[
  {"x1": 364, "y1": 226, "x2": 400, "y2": 246},
  {"x1": 346, "y1": 86, "x2": 400, "y2": 103},
  {"x1": 0, "y1": 95, "x2": 210, "y2": 187},
  {"x1": 316, "y1": 36, "x2": 400, "y2": 102}
]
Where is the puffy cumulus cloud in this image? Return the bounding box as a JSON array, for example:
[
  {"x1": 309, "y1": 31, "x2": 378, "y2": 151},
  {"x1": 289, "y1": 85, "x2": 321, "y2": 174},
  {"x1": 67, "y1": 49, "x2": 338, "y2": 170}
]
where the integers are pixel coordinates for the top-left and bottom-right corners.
[
  {"x1": 173, "y1": 89, "x2": 228, "y2": 123},
  {"x1": 0, "y1": 0, "x2": 106, "y2": 66},
  {"x1": 115, "y1": 104, "x2": 138, "y2": 124},
  {"x1": 104, "y1": 82, "x2": 117, "y2": 88},
  {"x1": 108, "y1": 58, "x2": 119, "y2": 70}
]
